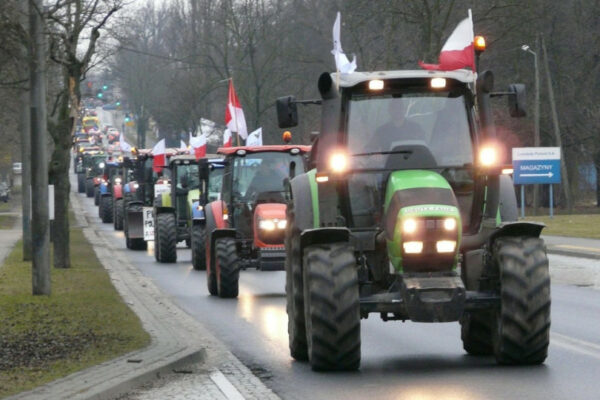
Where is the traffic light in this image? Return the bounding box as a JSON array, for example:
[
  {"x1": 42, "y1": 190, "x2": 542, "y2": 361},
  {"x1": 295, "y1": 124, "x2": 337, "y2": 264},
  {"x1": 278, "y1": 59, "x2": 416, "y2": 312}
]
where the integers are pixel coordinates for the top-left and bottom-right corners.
[
  {"x1": 116, "y1": 101, "x2": 121, "y2": 107},
  {"x1": 124, "y1": 115, "x2": 131, "y2": 122},
  {"x1": 97, "y1": 92, "x2": 103, "y2": 99},
  {"x1": 102, "y1": 85, "x2": 108, "y2": 91}
]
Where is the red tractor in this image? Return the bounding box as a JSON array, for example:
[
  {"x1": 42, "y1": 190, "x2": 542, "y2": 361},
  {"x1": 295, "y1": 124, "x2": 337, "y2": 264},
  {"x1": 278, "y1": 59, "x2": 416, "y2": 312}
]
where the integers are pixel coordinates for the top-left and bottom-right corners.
[{"x1": 204, "y1": 145, "x2": 310, "y2": 298}]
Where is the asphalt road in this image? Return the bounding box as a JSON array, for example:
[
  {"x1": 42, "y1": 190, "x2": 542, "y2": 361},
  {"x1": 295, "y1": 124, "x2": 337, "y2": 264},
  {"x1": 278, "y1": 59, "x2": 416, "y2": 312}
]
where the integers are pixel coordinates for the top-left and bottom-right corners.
[{"x1": 75, "y1": 190, "x2": 600, "y2": 400}]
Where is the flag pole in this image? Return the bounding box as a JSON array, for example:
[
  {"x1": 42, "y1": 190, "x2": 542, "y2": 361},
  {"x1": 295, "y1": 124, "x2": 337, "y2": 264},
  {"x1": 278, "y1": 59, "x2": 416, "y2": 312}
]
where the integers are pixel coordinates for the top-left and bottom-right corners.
[{"x1": 230, "y1": 77, "x2": 241, "y2": 146}]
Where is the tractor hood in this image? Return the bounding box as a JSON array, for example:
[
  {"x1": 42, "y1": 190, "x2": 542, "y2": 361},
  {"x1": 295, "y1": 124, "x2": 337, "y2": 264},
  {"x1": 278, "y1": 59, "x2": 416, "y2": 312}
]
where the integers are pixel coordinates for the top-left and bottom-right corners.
[{"x1": 384, "y1": 170, "x2": 462, "y2": 272}]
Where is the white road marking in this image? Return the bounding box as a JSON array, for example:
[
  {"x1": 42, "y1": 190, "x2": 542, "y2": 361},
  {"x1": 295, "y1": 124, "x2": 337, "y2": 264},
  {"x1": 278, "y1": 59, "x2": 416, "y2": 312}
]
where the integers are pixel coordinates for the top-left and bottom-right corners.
[
  {"x1": 210, "y1": 370, "x2": 246, "y2": 400},
  {"x1": 552, "y1": 332, "x2": 600, "y2": 359}
]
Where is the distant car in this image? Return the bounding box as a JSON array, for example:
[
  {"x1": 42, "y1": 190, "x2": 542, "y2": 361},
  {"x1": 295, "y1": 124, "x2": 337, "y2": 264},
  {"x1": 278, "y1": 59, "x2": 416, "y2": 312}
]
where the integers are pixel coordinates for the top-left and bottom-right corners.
[
  {"x1": 12, "y1": 162, "x2": 22, "y2": 175},
  {"x1": 0, "y1": 182, "x2": 9, "y2": 202}
]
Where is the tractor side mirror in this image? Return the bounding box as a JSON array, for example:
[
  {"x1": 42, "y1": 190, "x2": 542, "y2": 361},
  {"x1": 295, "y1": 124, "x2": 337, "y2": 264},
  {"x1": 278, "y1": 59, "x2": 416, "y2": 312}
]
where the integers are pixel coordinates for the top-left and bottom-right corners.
[
  {"x1": 507, "y1": 84, "x2": 526, "y2": 118},
  {"x1": 276, "y1": 96, "x2": 298, "y2": 128}
]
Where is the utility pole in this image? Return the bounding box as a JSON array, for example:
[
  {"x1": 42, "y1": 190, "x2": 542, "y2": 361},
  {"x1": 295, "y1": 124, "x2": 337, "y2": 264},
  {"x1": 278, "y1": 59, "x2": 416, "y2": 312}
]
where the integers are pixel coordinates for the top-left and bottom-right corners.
[
  {"x1": 541, "y1": 35, "x2": 572, "y2": 212},
  {"x1": 20, "y1": 0, "x2": 32, "y2": 260},
  {"x1": 29, "y1": 0, "x2": 50, "y2": 295}
]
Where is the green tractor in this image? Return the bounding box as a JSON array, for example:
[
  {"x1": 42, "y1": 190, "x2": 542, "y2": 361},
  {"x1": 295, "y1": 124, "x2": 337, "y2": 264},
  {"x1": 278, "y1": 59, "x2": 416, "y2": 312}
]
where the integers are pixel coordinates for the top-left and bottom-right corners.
[
  {"x1": 153, "y1": 155, "x2": 212, "y2": 263},
  {"x1": 78, "y1": 151, "x2": 105, "y2": 196},
  {"x1": 277, "y1": 67, "x2": 550, "y2": 370}
]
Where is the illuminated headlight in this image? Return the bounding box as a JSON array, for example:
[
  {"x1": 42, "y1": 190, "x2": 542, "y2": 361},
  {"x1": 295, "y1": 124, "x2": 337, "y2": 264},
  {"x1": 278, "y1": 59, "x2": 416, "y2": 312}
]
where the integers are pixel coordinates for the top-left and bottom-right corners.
[
  {"x1": 329, "y1": 152, "x2": 348, "y2": 173},
  {"x1": 403, "y1": 218, "x2": 418, "y2": 234},
  {"x1": 99, "y1": 162, "x2": 105, "y2": 168},
  {"x1": 436, "y1": 240, "x2": 456, "y2": 253},
  {"x1": 368, "y1": 79, "x2": 384, "y2": 90},
  {"x1": 430, "y1": 77, "x2": 447, "y2": 89},
  {"x1": 196, "y1": 205, "x2": 203, "y2": 211},
  {"x1": 259, "y1": 219, "x2": 276, "y2": 231},
  {"x1": 443, "y1": 218, "x2": 456, "y2": 231},
  {"x1": 115, "y1": 178, "x2": 122, "y2": 184},
  {"x1": 133, "y1": 183, "x2": 139, "y2": 189},
  {"x1": 479, "y1": 147, "x2": 497, "y2": 167},
  {"x1": 403, "y1": 241, "x2": 423, "y2": 254},
  {"x1": 277, "y1": 220, "x2": 287, "y2": 229}
]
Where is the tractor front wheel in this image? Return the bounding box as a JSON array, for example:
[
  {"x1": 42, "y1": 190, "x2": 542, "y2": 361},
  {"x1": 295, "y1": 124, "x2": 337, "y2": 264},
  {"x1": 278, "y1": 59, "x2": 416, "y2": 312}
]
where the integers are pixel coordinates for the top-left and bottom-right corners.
[
  {"x1": 303, "y1": 242, "x2": 360, "y2": 371},
  {"x1": 156, "y1": 213, "x2": 177, "y2": 263},
  {"x1": 493, "y1": 237, "x2": 550, "y2": 365},
  {"x1": 100, "y1": 196, "x2": 113, "y2": 223},
  {"x1": 114, "y1": 199, "x2": 124, "y2": 231},
  {"x1": 86, "y1": 179, "x2": 94, "y2": 197},
  {"x1": 216, "y1": 237, "x2": 239, "y2": 298},
  {"x1": 191, "y1": 225, "x2": 207, "y2": 270},
  {"x1": 94, "y1": 187, "x2": 100, "y2": 206},
  {"x1": 77, "y1": 174, "x2": 85, "y2": 193}
]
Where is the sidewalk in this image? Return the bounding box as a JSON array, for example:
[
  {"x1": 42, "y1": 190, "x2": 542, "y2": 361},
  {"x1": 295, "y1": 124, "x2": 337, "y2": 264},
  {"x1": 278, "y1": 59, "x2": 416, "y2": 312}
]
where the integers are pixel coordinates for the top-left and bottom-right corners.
[
  {"x1": 543, "y1": 235, "x2": 600, "y2": 260},
  {"x1": 6, "y1": 189, "x2": 278, "y2": 400}
]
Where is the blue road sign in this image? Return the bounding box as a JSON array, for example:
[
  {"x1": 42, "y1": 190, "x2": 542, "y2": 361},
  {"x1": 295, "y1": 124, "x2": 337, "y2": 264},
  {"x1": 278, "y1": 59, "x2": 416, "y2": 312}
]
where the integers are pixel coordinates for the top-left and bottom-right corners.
[{"x1": 512, "y1": 147, "x2": 561, "y2": 185}]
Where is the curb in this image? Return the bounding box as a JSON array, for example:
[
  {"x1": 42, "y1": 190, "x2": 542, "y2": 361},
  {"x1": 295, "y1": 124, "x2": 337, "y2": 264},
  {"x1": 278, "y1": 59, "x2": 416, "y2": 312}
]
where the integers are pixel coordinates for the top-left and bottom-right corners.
[{"x1": 7, "y1": 192, "x2": 205, "y2": 400}]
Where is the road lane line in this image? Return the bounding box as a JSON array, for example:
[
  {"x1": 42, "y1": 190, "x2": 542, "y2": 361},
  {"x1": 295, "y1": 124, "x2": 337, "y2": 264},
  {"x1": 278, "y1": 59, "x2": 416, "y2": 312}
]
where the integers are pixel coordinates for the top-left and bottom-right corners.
[
  {"x1": 553, "y1": 244, "x2": 600, "y2": 253},
  {"x1": 210, "y1": 370, "x2": 246, "y2": 400},
  {"x1": 552, "y1": 332, "x2": 600, "y2": 359}
]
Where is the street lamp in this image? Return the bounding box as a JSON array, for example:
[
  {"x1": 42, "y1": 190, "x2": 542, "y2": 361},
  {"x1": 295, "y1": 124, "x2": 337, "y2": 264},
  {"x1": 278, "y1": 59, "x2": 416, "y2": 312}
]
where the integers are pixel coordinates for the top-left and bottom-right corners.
[{"x1": 522, "y1": 41, "x2": 541, "y2": 215}]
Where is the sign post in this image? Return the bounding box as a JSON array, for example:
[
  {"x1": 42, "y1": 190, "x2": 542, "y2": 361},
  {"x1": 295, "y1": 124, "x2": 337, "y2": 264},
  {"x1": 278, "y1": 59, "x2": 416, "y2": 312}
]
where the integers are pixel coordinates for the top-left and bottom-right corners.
[{"x1": 512, "y1": 147, "x2": 561, "y2": 218}]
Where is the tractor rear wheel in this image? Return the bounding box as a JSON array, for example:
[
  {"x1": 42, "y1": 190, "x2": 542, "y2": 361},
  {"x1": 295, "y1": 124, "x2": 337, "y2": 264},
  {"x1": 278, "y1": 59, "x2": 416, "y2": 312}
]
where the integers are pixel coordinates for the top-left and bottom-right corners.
[
  {"x1": 100, "y1": 196, "x2": 113, "y2": 223},
  {"x1": 77, "y1": 174, "x2": 85, "y2": 193},
  {"x1": 303, "y1": 242, "x2": 360, "y2": 371},
  {"x1": 94, "y1": 187, "x2": 100, "y2": 205},
  {"x1": 285, "y1": 205, "x2": 308, "y2": 361},
  {"x1": 156, "y1": 213, "x2": 177, "y2": 263},
  {"x1": 86, "y1": 179, "x2": 94, "y2": 197},
  {"x1": 191, "y1": 225, "x2": 207, "y2": 270},
  {"x1": 114, "y1": 199, "x2": 124, "y2": 231},
  {"x1": 493, "y1": 237, "x2": 550, "y2": 365},
  {"x1": 216, "y1": 237, "x2": 239, "y2": 298},
  {"x1": 460, "y1": 311, "x2": 494, "y2": 355}
]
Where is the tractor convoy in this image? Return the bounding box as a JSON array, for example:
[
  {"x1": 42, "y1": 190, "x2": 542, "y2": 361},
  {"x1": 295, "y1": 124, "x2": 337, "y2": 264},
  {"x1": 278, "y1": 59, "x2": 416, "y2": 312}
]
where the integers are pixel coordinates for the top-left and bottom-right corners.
[{"x1": 74, "y1": 34, "x2": 551, "y2": 374}]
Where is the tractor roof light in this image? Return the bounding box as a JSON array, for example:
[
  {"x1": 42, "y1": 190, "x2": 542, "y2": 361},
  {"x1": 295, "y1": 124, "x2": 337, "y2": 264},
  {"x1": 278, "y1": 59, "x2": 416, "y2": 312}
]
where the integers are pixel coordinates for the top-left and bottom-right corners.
[
  {"x1": 315, "y1": 174, "x2": 329, "y2": 183},
  {"x1": 430, "y1": 78, "x2": 447, "y2": 89},
  {"x1": 236, "y1": 149, "x2": 247, "y2": 156},
  {"x1": 329, "y1": 152, "x2": 348, "y2": 174},
  {"x1": 369, "y1": 79, "x2": 384, "y2": 90},
  {"x1": 474, "y1": 36, "x2": 486, "y2": 53}
]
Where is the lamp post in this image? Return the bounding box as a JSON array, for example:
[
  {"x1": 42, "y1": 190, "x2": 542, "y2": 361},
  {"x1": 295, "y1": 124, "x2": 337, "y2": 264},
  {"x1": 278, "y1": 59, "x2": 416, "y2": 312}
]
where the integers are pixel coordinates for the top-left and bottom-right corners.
[{"x1": 521, "y1": 42, "x2": 540, "y2": 215}]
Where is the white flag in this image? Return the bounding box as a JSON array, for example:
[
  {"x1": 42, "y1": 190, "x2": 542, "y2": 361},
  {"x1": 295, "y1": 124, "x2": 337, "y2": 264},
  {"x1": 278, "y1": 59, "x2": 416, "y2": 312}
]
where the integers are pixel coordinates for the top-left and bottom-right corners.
[
  {"x1": 119, "y1": 132, "x2": 132, "y2": 153},
  {"x1": 180, "y1": 139, "x2": 187, "y2": 150},
  {"x1": 332, "y1": 12, "x2": 357, "y2": 74},
  {"x1": 246, "y1": 127, "x2": 263, "y2": 146}
]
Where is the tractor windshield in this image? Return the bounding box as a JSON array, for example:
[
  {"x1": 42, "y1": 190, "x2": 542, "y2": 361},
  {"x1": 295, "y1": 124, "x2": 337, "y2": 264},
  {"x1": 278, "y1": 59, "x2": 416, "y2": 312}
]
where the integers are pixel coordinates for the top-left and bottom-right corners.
[
  {"x1": 347, "y1": 90, "x2": 473, "y2": 169},
  {"x1": 176, "y1": 164, "x2": 199, "y2": 190},
  {"x1": 208, "y1": 168, "x2": 223, "y2": 202},
  {"x1": 232, "y1": 152, "x2": 302, "y2": 200}
]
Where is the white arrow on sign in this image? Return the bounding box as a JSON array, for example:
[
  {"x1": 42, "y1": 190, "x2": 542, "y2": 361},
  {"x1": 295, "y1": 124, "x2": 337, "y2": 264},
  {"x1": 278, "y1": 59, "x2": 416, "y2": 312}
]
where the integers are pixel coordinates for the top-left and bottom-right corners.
[{"x1": 520, "y1": 172, "x2": 554, "y2": 178}]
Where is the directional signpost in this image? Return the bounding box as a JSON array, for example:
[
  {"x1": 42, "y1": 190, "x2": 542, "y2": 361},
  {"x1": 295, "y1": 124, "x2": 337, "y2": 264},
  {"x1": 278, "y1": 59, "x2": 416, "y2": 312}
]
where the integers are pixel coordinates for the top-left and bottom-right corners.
[{"x1": 512, "y1": 147, "x2": 561, "y2": 218}]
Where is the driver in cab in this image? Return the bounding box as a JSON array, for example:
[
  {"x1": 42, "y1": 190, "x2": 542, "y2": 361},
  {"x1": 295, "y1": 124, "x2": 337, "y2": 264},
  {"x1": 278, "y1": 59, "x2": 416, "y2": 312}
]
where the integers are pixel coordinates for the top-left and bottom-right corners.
[
  {"x1": 245, "y1": 159, "x2": 288, "y2": 201},
  {"x1": 372, "y1": 99, "x2": 425, "y2": 150}
]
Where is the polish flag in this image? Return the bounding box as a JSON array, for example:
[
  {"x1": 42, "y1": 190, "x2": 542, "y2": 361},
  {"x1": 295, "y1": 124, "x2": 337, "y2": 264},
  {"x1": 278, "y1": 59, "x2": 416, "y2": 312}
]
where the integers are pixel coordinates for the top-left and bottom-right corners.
[
  {"x1": 189, "y1": 133, "x2": 207, "y2": 160},
  {"x1": 225, "y1": 80, "x2": 248, "y2": 140},
  {"x1": 223, "y1": 128, "x2": 232, "y2": 147},
  {"x1": 152, "y1": 138, "x2": 166, "y2": 172},
  {"x1": 419, "y1": 10, "x2": 475, "y2": 71}
]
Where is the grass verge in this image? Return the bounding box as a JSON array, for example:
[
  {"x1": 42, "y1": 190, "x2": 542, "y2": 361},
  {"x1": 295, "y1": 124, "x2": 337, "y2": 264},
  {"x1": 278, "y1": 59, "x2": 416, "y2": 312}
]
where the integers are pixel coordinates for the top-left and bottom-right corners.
[
  {"x1": 523, "y1": 214, "x2": 600, "y2": 239},
  {"x1": 0, "y1": 227, "x2": 150, "y2": 397},
  {"x1": 0, "y1": 215, "x2": 17, "y2": 229}
]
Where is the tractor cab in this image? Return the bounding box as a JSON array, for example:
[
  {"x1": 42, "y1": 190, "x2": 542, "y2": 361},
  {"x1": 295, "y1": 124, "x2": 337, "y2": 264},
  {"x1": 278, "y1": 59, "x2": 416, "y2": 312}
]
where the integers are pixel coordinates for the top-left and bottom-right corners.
[
  {"x1": 98, "y1": 160, "x2": 122, "y2": 223},
  {"x1": 204, "y1": 145, "x2": 310, "y2": 298},
  {"x1": 277, "y1": 65, "x2": 549, "y2": 370}
]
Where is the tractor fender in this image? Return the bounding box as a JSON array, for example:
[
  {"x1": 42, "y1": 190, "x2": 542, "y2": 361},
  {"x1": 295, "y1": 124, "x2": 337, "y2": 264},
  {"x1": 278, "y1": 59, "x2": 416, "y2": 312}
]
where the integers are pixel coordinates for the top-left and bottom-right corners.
[
  {"x1": 126, "y1": 200, "x2": 143, "y2": 210},
  {"x1": 289, "y1": 171, "x2": 316, "y2": 231},
  {"x1": 300, "y1": 227, "x2": 351, "y2": 251},
  {"x1": 498, "y1": 175, "x2": 518, "y2": 223},
  {"x1": 113, "y1": 184, "x2": 123, "y2": 200},
  {"x1": 489, "y1": 221, "x2": 545, "y2": 245},
  {"x1": 208, "y1": 201, "x2": 228, "y2": 229}
]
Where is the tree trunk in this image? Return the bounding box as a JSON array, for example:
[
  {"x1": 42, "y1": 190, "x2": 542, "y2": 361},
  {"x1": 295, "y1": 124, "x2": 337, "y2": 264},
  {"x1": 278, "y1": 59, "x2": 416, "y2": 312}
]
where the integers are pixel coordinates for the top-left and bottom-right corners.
[{"x1": 595, "y1": 152, "x2": 600, "y2": 207}]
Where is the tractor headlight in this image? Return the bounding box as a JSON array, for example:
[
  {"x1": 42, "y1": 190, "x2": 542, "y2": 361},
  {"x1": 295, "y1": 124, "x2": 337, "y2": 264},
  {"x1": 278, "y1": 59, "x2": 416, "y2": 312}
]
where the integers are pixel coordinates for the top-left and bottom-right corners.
[
  {"x1": 258, "y1": 218, "x2": 286, "y2": 231},
  {"x1": 115, "y1": 178, "x2": 122, "y2": 184},
  {"x1": 403, "y1": 241, "x2": 423, "y2": 254},
  {"x1": 99, "y1": 162, "x2": 105, "y2": 168},
  {"x1": 443, "y1": 218, "x2": 456, "y2": 231},
  {"x1": 133, "y1": 183, "x2": 139, "y2": 189},
  {"x1": 329, "y1": 152, "x2": 348, "y2": 173},
  {"x1": 436, "y1": 240, "x2": 456, "y2": 253},
  {"x1": 277, "y1": 220, "x2": 287, "y2": 229},
  {"x1": 196, "y1": 205, "x2": 203, "y2": 211},
  {"x1": 403, "y1": 218, "x2": 418, "y2": 234}
]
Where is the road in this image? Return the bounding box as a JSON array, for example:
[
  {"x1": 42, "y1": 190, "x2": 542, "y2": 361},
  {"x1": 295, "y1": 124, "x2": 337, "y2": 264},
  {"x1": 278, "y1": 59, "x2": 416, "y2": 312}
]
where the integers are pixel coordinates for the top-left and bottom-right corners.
[{"x1": 75, "y1": 187, "x2": 600, "y2": 400}]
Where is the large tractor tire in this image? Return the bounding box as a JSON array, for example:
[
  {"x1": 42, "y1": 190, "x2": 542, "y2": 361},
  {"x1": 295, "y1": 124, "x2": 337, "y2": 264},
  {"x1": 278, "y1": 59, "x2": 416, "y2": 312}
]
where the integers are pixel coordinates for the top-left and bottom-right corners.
[
  {"x1": 86, "y1": 179, "x2": 94, "y2": 197},
  {"x1": 125, "y1": 204, "x2": 147, "y2": 250},
  {"x1": 303, "y1": 242, "x2": 360, "y2": 371},
  {"x1": 460, "y1": 311, "x2": 495, "y2": 355},
  {"x1": 492, "y1": 236, "x2": 550, "y2": 365},
  {"x1": 77, "y1": 174, "x2": 85, "y2": 193},
  {"x1": 94, "y1": 187, "x2": 100, "y2": 205},
  {"x1": 114, "y1": 199, "x2": 124, "y2": 231},
  {"x1": 285, "y1": 204, "x2": 308, "y2": 361},
  {"x1": 191, "y1": 225, "x2": 207, "y2": 270},
  {"x1": 156, "y1": 213, "x2": 177, "y2": 263},
  {"x1": 215, "y1": 237, "x2": 239, "y2": 298},
  {"x1": 205, "y1": 208, "x2": 218, "y2": 296},
  {"x1": 100, "y1": 196, "x2": 113, "y2": 223}
]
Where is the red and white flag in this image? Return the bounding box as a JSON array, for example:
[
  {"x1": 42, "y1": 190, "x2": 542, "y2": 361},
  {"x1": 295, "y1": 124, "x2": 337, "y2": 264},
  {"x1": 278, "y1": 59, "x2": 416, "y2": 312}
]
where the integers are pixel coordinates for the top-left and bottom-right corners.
[
  {"x1": 419, "y1": 10, "x2": 475, "y2": 71},
  {"x1": 189, "y1": 133, "x2": 207, "y2": 160},
  {"x1": 225, "y1": 80, "x2": 248, "y2": 140},
  {"x1": 223, "y1": 128, "x2": 232, "y2": 147},
  {"x1": 152, "y1": 138, "x2": 166, "y2": 172}
]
